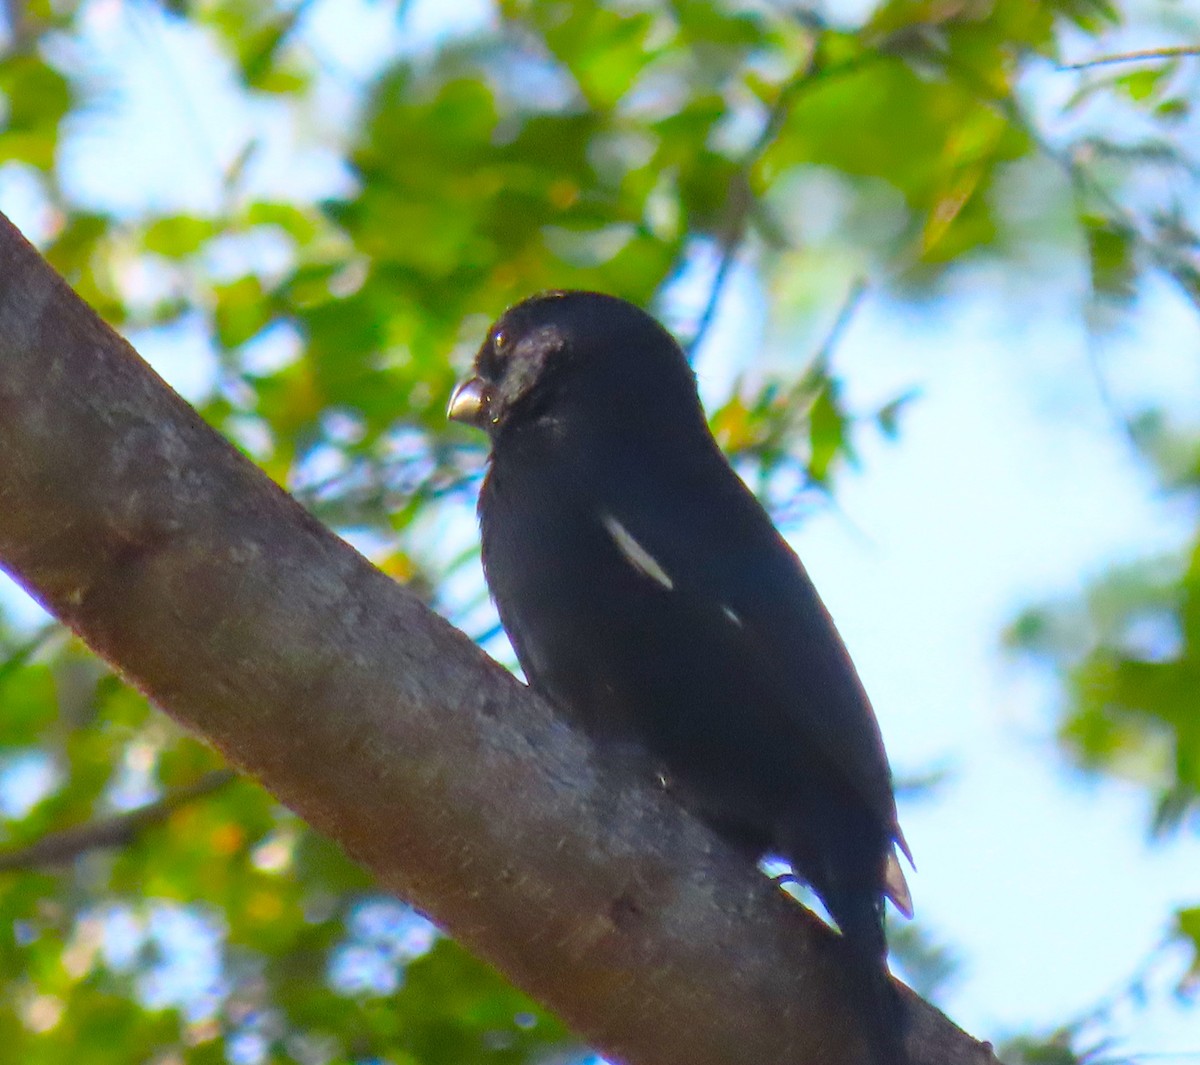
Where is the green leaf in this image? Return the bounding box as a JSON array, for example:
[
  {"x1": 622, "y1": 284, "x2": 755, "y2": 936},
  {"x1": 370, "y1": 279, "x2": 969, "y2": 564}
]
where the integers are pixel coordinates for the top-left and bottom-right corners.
[
  {"x1": 142, "y1": 216, "x2": 217, "y2": 259},
  {"x1": 1177, "y1": 906, "x2": 1200, "y2": 986},
  {"x1": 213, "y1": 276, "x2": 272, "y2": 349},
  {"x1": 1115, "y1": 63, "x2": 1176, "y2": 102},
  {"x1": 0, "y1": 56, "x2": 72, "y2": 169},
  {"x1": 0, "y1": 663, "x2": 56, "y2": 747},
  {"x1": 807, "y1": 380, "x2": 850, "y2": 485},
  {"x1": 1083, "y1": 214, "x2": 1137, "y2": 302},
  {"x1": 508, "y1": 2, "x2": 661, "y2": 111}
]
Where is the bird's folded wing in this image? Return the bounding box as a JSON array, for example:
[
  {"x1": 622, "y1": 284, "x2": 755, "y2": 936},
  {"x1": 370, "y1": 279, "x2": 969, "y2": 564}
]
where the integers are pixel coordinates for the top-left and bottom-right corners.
[{"x1": 600, "y1": 458, "x2": 906, "y2": 852}]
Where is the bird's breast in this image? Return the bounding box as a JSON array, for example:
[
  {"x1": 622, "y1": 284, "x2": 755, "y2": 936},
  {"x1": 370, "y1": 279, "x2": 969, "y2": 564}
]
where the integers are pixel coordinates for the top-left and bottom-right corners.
[
  {"x1": 479, "y1": 453, "x2": 802, "y2": 806},
  {"x1": 481, "y1": 458, "x2": 664, "y2": 734}
]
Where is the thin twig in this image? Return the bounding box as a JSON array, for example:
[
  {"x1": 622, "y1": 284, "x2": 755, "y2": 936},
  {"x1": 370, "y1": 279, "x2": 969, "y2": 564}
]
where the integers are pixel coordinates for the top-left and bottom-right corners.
[
  {"x1": 810, "y1": 277, "x2": 868, "y2": 369},
  {"x1": 0, "y1": 620, "x2": 61, "y2": 683},
  {"x1": 935, "y1": 50, "x2": 1200, "y2": 315},
  {"x1": 0, "y1": 769, "x2": 238, "y2": 872},
  {"x1": 2, "y1": 0, "x2": 29, "y2": 48},
  {"x1": 1060, "y1": 45, "x2": 1200, "y2": 71},
  {"x1": 685, "y1": 50, "x2": 881, "y2": 356},
  {"x1": 470, "y1": 620, "x2": 505, "y2": 646},
  {"x1": 1081, "y1": 326, "x2": 1144, "y2": 457},
  {"x1": 686, "y1": 208, "x2": 747, "y2": 359},
  {"x1": 735, "y1": 278, "x2": 874, "y2": 535},
  {"x1": 1014, "y1": 100, "x2": 1200, "y2": 314},
  {"x1": 1050, "y1": 933, "x2": 1184, "y2": 1053},
  {"x1": 685, "y1": 132, "x2": 777, "y2": 356}
]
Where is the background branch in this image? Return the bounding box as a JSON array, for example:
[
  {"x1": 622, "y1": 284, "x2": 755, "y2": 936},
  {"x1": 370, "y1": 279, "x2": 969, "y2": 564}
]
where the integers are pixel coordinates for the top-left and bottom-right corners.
[
  {"x1": 685, "y1": 48, "x2": 879, "y2": 357},
  {"x1": 1060, "y1": 45, "x2": 1200, "y2": 71},
  {"x1": 0, "y1": 769, "x2": 237, "y2": 872}
]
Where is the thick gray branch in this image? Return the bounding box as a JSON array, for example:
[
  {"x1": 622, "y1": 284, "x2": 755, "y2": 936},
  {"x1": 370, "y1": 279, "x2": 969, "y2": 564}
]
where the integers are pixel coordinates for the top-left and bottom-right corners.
[{"x1": 0, "y1": 211, "x2": 995, "y2": 1065}]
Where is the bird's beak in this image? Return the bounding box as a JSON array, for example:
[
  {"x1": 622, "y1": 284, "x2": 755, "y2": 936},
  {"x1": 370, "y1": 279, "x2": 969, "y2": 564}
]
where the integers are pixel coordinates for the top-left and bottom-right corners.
[{"x1": 447, "y1": 376, "x2": 490, "y2": 428}]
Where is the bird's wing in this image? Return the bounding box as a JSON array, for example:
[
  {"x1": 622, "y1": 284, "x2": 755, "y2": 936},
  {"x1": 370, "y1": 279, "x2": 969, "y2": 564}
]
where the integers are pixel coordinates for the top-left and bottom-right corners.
[
  {"x1": 735, "y1": 545, "x2": 904, "y2": 839},
  {"x1": 603, "y1": 448, "x2": 908, "y2": 854}
]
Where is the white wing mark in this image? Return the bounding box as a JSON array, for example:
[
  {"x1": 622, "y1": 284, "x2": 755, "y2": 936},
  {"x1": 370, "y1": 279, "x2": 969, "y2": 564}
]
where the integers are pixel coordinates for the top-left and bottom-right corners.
[
  {"x1": 721, "y1": 605, "x2": 743, "y2": 627},
  {"x1": 601, "y1": 514, "x2": 674, "y2": 591}
]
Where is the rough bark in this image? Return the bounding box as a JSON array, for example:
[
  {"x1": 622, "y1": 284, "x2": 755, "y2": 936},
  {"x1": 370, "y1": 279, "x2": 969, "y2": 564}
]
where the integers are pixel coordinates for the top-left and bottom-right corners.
[{"x1": 0, "y1": 210, "x2": 997, "y2": 1065}]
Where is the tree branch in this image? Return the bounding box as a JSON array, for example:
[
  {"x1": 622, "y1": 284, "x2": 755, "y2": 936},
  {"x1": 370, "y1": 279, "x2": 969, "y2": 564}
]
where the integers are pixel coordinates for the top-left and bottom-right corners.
[
  {"x1": 0, "y1": 769, "x2": 237, "y2": 872},
  {"x1": 812, "y1": 277, "x2": 869, "y2": 370},
  {"x1": 936, "y1": 51, "x2": 1200, "y2": 316},
  {"x1": 1, "y1": 0, "x2": 31, "y2": 50},
  {"x1": 684, "y1": 48, "x2": 881, "y2": 357},
  {"x1": 0, "y1": 210, "x2": 995, "y2": 1065},
  {"x1": 1060, "y1": 45, "x2": 1200, "y2": 71}
]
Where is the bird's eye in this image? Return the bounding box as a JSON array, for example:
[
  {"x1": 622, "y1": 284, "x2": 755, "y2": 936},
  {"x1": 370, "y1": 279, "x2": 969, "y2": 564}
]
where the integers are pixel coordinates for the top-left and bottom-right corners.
[{"x1": 493, "y1": 329, "x2": 508, "y2": 354}]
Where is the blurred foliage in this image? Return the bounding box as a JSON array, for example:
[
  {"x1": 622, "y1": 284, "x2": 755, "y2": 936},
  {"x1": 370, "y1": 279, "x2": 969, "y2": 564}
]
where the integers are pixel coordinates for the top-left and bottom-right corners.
[
  {"x1": 1008, "y1": 434, "x2": 1200, "y2": 1021},
  {"x1": 1006, "y1": 553, "x2": 1197, "y2": 834},
  {"x1": 999, "y1": 1034, "x2": 1087, "y2": 1065},
  {"x1": 1, "y1": 0, "x2": 1199, "y2": 1061},
  {"x1": 1006, "y1": 415, "x2": 1200, "y2": 1002}
]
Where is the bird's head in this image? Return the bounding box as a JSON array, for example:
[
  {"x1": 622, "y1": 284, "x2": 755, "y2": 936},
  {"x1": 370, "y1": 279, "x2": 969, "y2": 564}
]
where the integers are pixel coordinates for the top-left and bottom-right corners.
[{"x1": 447, "y1": 290, "x2": 704, "y2": 444}]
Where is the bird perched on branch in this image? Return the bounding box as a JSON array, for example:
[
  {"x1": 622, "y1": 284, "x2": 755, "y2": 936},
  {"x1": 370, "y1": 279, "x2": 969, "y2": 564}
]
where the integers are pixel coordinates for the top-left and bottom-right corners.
[{"x1": 449, "y1": 290, "x2": 913, "y2": 1061}]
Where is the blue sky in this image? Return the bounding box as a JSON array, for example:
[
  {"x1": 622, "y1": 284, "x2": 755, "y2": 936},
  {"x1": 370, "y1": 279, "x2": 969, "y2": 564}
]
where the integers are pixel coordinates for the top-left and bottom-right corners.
[{"x1": 1, "y1": 0, "x2": 1198, "y2": 1058}]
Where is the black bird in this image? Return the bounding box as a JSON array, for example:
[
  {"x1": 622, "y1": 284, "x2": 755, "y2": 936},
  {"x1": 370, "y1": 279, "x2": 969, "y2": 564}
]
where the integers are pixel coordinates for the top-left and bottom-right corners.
[{"x1": 449, "y1": 290, "x2": 913, "y2": 1057}]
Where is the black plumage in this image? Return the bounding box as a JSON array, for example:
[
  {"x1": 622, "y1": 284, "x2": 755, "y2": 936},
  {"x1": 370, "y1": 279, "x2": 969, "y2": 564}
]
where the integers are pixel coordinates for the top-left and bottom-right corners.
[{"x1": 449, "y1": 290, "x2": 912, "y2": 1057}]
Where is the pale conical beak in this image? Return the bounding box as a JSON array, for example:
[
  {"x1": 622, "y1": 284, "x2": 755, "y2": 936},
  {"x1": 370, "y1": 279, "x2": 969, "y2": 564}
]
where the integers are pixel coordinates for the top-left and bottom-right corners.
[{"x1": 447, "y1": 376, "x2": 489, "y2": 428}]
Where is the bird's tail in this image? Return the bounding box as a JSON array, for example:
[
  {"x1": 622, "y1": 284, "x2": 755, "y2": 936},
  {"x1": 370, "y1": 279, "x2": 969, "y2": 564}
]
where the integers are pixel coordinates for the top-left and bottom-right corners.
[{"x1": 825, "y1": 889, "x2": 908, "y2": 1065}]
